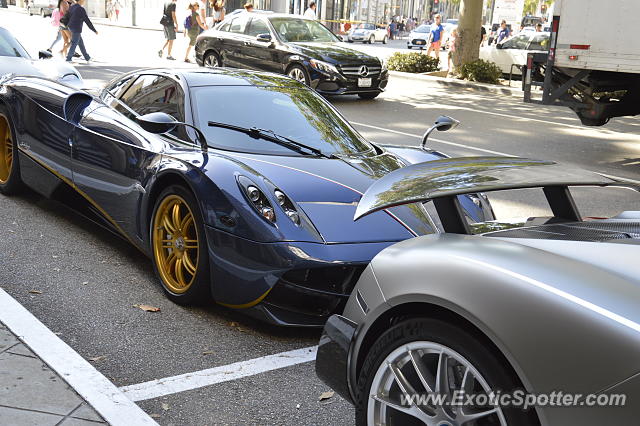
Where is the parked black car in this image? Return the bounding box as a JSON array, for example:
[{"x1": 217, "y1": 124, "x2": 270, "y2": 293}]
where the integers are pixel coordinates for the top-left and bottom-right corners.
[{"x1": 194, "y1": 12, "x2": 388, "y2": 99}]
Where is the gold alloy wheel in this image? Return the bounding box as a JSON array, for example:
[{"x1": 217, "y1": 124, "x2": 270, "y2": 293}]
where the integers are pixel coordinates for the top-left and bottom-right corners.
[
  {"x1": 152, "y1": 194, "x2": 200, "y2": 294},
  {"x1": 0, "y1": 115, "x2": 13, "y2": 185}
]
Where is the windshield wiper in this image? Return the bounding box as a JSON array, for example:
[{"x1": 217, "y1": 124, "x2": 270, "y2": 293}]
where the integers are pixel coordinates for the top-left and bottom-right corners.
[{"x1": 207, "y1": 121, "x2": 335, "y2": 159}]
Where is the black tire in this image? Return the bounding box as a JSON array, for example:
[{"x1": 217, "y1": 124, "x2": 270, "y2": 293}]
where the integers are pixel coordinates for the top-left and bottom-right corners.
[
  {"x1": 150, "y1": 185, "x2": 212, "y2": 305},
  {"x1": 40, "y1": 8, "x2": 45, "y2": 17},
  {"x1": 368, "y1": 36, "x2": 375, "y2": 44},
  {"x1": 0, "y1": 107, "x2": 23, "y2": 195},
  {"x1": 355, "y1": 318, "x2": 539, "y2": 426},
  {"x1": 382, "y1": 36, "x2": 388, "y2": 44},
  {"x1": 286, "y1": 64, "x2": 310, "y2": 86},
  {"x1": 348, "y1": 40, "x2": 354, "y2": 43},
  {"x1": 203, "y1": 50, "x2": 222, "y2": 68},
  {"x1": 407, "y1": 45, "x2": 412, "y2": 49},
  {"x1": 27, "y1": 7, "x2": 32, "y2": 15},
  {"x1": 357, "y1": 92, "x2": 380, "y2": 100}
]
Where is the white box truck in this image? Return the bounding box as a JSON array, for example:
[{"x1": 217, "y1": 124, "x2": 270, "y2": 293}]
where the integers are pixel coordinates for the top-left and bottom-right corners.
[{"x1": 523, "y1": 0, "x2": 640, "y2": 125}]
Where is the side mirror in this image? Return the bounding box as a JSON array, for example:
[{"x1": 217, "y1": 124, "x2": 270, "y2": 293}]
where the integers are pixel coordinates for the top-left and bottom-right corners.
[
  {"x1": 135, "y1": 112, "x2": 209, "y2": 152},
  {"x1": 421, "y1": 115, "x2": 460, "y2": 150},
  {"x1": 256, "y1": 33, "x2": 272, "y2": 43},
  {"x1": 38, "y1": 50, "x2": 53, "y2": 59},
  {"x1": 135, "y1": 112, "x2": 178, "y2": 134}
]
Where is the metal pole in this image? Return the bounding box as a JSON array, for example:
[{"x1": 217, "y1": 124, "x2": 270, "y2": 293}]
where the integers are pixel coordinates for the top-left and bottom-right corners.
[{"x1": 131, "y1": 0, "x2": 136, "y2": 26}]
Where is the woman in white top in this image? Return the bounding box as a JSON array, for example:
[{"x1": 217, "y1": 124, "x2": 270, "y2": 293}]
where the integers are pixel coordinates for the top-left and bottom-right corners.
[{"x1": 207, "y1": 0, "x2": 225, "y2": 28}]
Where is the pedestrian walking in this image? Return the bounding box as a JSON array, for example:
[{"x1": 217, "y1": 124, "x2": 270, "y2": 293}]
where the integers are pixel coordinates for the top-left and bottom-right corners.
[
  {"x1": 535, "y1": 23, "x2": 542, "y2": 32},
  {"x1": 447, "y1": 27, "x2": 457, "y2": 72},
  {"x1": 426, "y1": 13, "x2": 443, "y2": 59},
  {"x1": 184, "y1": 2, "x2": 205, "y2": 63},
  {"x1": 47, "y1": 2, "x2": 64, "y2": 52},
  {"x1": 64, "y1": 0, "x2": 98, "y2": 63},
  {"x1": 113, "y1": 0, "x2": 121, "y2": 21},
  {"x1": 57, "y1": 0, "x2": 73, "y2": 58},
  {"x1": 195, "y1": 0, "x2": 207, "y2": 29},
  {"x1": 495, "y1": 20, "x2": 510, "y2": 44},
  {"x1": 303, "y1": 1, "x2": 316, "y2": 19},
  {"x1": 159, "y1": 0, "x2": 178, "y2": 60},
  {"x1": 106, "y1": 0, "x2": 113, "y2": 20},
  {"x1": 388, "y1": 21, "x2": 395, "y2": 40}
]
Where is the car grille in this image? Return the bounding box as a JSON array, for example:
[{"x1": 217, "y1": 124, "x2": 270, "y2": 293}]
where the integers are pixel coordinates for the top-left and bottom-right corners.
[{"x1": 339, "y1": 65, "x2": 382, "y2": 77}]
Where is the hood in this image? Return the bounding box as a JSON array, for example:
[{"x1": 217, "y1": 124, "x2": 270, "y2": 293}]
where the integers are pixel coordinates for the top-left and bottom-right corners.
[
  {"x1": 410, "y1": 32, "x2": 429, "y2": 39},
  {"x1": 0, "y1": 57, "x2": 82, "y2": 88},
  {"x1": 290, "y1": 42, "x2": 381, "y2": 65},
  {"x1": 227, "y1": 151, "x2": 438, "y2": 243}
]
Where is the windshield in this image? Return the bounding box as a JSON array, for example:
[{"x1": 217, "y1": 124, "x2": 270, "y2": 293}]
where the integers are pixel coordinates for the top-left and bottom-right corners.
[
  {"x1": 0, "y1": 28, "x2": 29, "y2": 58},
  {"x1": 356, "y1": 23, "x2": 375, "y2": 30},
  {"x1": 269, "y1": 17, "x2": 340, "y2": 42},
  {"x1": 414, "y1": 25, "x2": 430, "y2": 33},
  {"x1": 191, "y1": 85, "x2": 373, "y2": 156}
]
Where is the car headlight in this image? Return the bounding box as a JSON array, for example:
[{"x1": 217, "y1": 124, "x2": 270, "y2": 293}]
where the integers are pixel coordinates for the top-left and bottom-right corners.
[
  {"x1": 273, "y1": 189, "x2": 301, "y2": 226},
  {"x1": 238, "y1": 176, "x2": 276, "y2": 224},
  {"x1": 381, "y1": 59, "x2": 387, "y2": 72},
  {"x1": 309, "y1": 59, "x2": 339, "y2": 74}
]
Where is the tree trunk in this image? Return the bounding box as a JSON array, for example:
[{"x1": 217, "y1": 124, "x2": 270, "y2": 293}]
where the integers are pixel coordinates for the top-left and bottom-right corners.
[{"x1": 452, "y1": 0, "x2": 483, "y2": 71}]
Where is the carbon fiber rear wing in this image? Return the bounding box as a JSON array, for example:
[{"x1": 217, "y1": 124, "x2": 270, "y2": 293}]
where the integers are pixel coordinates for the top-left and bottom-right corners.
[{"x1": 354, "y1": 157, "x2": 639, "y2": 234}]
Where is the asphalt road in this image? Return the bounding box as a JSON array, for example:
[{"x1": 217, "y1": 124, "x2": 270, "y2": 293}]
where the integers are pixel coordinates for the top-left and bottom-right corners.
[{"x1": 1, "y1": 9, "x2": 640, "y2": 426}]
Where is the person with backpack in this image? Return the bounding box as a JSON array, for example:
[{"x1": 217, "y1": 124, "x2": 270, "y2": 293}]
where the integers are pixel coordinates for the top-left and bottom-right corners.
[
  {"x1": 48, "y1": 0, "x2": 72, "y2": 57},
  {"x1": 184, "y1": 2, "x2": 205, "y2": 63},
  {"x1": 64, "y1": 0, "x2": 98, "y2": 63},
  {"x1": 159, "y1": 0, "x2": 178, "y2": 60}
]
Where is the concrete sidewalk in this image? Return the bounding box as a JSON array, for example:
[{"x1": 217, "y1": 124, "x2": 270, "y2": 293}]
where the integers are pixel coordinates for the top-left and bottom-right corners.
[
  {"x1": 0, "y1": 289, "x2": 158, "y2": 426},
  {"x1": 0, "y1": 322, "x2": 107, "y2": 425}
]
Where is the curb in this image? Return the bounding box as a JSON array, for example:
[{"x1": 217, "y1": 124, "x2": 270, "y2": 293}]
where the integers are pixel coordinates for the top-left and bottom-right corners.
[{"x1": 389, "y1": 70, "x2": 523, "y2": 97}]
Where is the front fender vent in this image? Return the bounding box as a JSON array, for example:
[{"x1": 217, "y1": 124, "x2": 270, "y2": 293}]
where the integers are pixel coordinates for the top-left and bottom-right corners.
[{"x1": 63, "y1": 92, "x2": 93, "y2": 125}]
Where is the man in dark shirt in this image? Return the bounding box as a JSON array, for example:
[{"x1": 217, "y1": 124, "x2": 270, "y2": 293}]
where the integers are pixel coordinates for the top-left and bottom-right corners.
[
  {"x1": 65, "y1": 0, "x2": 98, "y2": 63},
  {"x1": 159, "y1": 0, "x2": 178, "y2": 60}
]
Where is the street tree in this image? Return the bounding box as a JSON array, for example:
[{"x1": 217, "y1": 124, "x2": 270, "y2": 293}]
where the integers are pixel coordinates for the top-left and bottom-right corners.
[{"x1": 451, "y1": 0, "x2": 483, "y2": 71}]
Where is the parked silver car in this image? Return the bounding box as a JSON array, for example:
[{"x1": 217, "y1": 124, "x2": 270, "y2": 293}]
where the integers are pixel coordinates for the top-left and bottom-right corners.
[
  {"x1": 26, "y1": 0, "x2": 54, "y2": 17},
  {"x1": 317, "y1": 135, "x2": 640, "y2": 425}
]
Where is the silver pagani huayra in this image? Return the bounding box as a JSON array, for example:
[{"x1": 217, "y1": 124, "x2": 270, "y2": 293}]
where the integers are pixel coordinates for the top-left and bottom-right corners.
[{"x1": 316, "y1": 156, "x2": 640, "y2": 426}]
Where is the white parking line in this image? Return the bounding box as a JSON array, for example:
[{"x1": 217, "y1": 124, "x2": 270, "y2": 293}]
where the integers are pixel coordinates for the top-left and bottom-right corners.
[
  {"x1": 0, "y1": 288, "x2": 157, "y2": 426},
  {"x1": 120, "y1": 346, "x2": 318, "y2": 402},
  {"x1": 352, "y1": 121, "x2": 516, "y2": 156}
]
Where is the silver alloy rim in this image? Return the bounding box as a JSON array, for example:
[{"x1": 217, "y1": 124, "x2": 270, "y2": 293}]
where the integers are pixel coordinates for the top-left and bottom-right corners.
[
  {"x1": 288, "y1": 68, "x2": 306, "y2": 83},
  {"x1": 368, "y1": 341, "x2": 508, "y2": 426},
  {"x1": 204, "y1": 54, "x2": 219, "y2": 68}
]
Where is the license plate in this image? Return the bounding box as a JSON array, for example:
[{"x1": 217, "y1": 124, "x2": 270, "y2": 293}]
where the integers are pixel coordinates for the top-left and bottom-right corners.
[
  {"x1": 358, "y1": 78, "x2": 372, "y2": 87},
  {"x1": 415, "y1": 40, "x2": 425, "y2": 45}
]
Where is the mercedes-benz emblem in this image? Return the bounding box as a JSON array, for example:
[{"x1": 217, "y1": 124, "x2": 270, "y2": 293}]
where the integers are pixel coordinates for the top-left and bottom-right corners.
[{"x1": 358, "y1": 65, "x2": 369, "y2": 77}]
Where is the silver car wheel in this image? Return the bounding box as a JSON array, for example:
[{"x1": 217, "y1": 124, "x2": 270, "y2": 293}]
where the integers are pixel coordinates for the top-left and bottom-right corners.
[
  {"x1": 288, "y1": 67, "x2": 306, "y2": 83},
  {"x1": 368, "y1": 341, "x2": 508, "y2": 426},
  {"x1": 204, "y1": 54, "x2": 219, "y2": 68}
]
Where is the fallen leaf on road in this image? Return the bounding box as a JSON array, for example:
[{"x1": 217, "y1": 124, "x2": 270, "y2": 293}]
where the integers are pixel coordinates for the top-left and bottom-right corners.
[
  {"x1": 296, "y1": 404, "x2": 301, "y2": 409},
  {"x1": 28, "y1": 290, "x2": 42, "y2": 294},
  {"x1": 319, "y1": 391, "x2": 334, "y2": 401},
  {"x1": 161, "y1": 403, "x2": 170, "y2": 411},
  {"x1": 149, "y1": 414, "x2": 161, "y2": 418},
  {"x1": 82, "y1": 281, "x2": 89, "y2": 285},
  {"x1": 202, "y1": 351, "x2": 214, "y2": 355},
  {"x1": 89, "y1": 356, "x2": 106, "y2": 362},
  {"x1": 133, "y1": 304, "x2": 161, "y2": 312}
]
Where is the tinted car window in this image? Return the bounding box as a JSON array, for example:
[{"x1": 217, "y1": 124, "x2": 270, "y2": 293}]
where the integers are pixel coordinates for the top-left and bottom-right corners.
[
  {"x1": 117, "y1": 75, "x2": 186, "y2": 139},
  {"x1": 102, "y1": 76, "x2": 134, "y2": 108},
  {"x1": 269, "y1": 17, "x2": 339, "y2": 42},
  {"x1": 528, "y1": 33, "x2": 549, "y2": 50},
  {"x1": 219, "y1": 20, "x2": 231, "y2": 31},
  {"x1": 192, "y1": 85, "x2": 373, "y2": 156},
  {"x1": 247, "y1": 18, "x2": 270, "y2": 37},
  {"x1": 0, "y1": 28, "x2": 29, "y2": 58},
  {"x1": 229, "y1": 15, "x2": 249, "y2": 34},
  {"x1": 502, "y1": 34, "x2": 528, "y2": 49}
]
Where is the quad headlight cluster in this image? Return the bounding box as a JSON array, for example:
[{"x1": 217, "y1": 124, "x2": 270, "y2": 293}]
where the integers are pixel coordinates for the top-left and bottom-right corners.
[{"x1": 238, "y1": 176, "x2": 301, "y2": 226}]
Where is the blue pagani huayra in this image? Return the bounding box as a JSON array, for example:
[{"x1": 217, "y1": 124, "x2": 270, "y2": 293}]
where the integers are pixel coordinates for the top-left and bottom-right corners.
[{"x1": 0, "y1": 68, "x2": 492, "y2": 326}]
